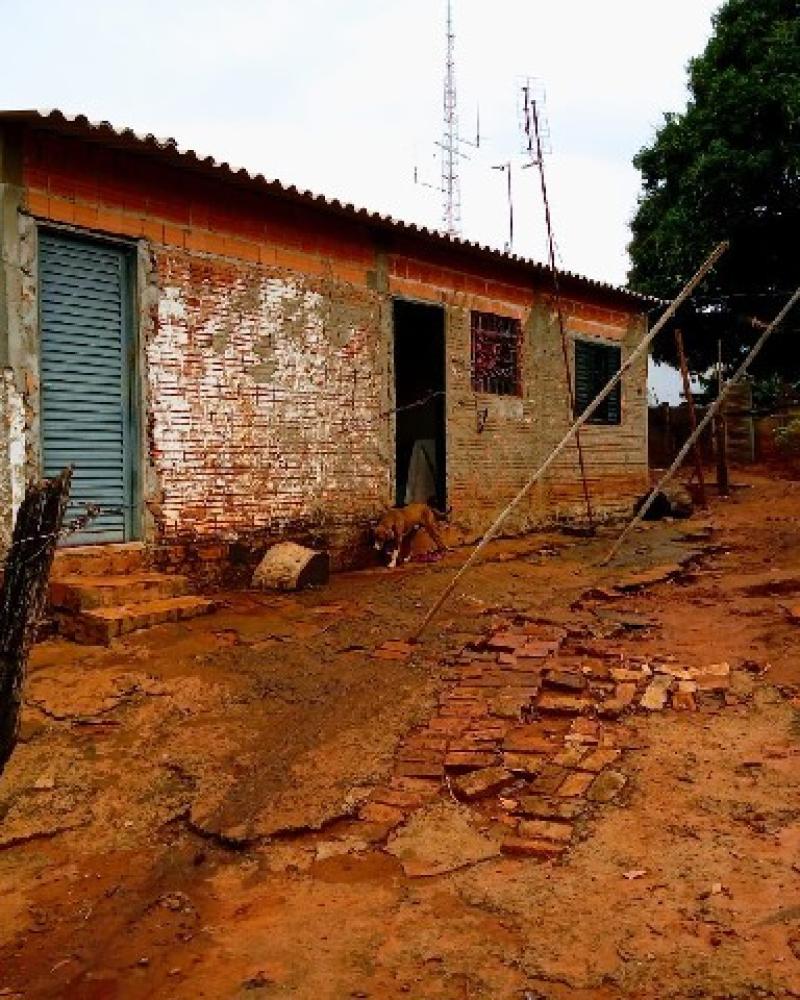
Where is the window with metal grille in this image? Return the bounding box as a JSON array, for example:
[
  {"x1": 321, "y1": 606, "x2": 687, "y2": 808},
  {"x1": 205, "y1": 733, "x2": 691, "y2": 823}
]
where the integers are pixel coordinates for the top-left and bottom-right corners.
[
  {"x1": 470, "y1": 311, "x2": 522, "y2": 396},
  {"x1": 574, "y1": 339, "x2": 622, "y2": 425}
]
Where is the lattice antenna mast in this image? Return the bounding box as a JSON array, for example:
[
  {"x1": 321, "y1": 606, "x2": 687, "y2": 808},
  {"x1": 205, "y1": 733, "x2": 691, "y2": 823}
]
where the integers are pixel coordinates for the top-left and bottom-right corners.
[{"x1": 441, "y1": 0, "x2": 462, "y2": 236}]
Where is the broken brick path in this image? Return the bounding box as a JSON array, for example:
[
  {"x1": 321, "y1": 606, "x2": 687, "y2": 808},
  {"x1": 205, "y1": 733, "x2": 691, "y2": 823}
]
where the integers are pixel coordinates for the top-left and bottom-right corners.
[{"x1": 1, "y1": 470, "x2": 799, "y2": 999}]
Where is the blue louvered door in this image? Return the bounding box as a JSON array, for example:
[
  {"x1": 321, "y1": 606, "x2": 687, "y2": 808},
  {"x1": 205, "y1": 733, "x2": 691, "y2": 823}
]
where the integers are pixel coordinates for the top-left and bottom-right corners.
[{"x1": 39, "y1": 231, "x2": 138, "y2": 545}]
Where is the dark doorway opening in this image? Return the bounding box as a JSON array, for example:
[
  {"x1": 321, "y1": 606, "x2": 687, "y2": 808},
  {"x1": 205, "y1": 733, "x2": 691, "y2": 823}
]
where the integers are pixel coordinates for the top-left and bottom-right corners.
[{"x1": 393, "y1": 299, "x2": 447, "y2": 509}]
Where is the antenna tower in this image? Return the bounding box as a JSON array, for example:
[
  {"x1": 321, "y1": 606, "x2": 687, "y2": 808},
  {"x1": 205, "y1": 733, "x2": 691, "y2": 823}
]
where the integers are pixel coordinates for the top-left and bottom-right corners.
[{"x1": 441, "y1": 0, "x2": 461, "y2": 236}]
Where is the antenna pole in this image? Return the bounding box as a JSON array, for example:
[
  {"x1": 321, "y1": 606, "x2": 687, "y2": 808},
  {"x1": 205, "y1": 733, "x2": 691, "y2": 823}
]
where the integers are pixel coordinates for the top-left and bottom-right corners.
[{"x1": 527, "y1": 90, "x2": 595, "y2": 532}]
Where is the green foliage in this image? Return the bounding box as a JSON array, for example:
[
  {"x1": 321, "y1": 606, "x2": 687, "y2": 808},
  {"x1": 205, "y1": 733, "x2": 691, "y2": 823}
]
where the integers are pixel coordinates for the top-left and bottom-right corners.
[
  {"x1": 628, "y1": 0, "x2": 800, "y2": 382},
  {"x1": 775, "y1": 417, "x2": 800, "y2": 455},
  {"x1": 751, "y1": 373, "x2": 800, "y2": 409}
]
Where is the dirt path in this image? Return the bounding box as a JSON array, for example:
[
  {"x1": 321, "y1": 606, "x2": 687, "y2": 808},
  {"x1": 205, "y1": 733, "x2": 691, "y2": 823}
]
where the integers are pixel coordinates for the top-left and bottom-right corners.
[{"x1": 0, "y1": 471, "x2": 798, "y2": 999}]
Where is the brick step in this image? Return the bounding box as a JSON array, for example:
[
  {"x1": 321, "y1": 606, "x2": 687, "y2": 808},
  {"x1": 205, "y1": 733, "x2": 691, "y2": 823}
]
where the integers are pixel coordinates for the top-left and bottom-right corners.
[
  {"x1": 58, "y1": 595, "x2": 217, "y2": 645},
  {"x1": 53, "y1": 542, "x2": 146, "y2": 578},
  {"x1": 50, "y1": 573, "x2": 190, "y2": 612}
]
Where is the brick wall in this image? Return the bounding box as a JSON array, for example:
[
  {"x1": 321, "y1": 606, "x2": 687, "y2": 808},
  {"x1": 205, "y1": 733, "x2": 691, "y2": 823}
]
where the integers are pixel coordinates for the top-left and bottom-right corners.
[{"x1": 9, "y1": 126, "x2": 648, "y2": 571}]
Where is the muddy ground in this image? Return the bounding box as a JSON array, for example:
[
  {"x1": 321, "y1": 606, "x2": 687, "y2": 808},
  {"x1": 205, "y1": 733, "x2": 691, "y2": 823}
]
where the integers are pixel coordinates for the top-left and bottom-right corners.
[{"x1": 0, "y1": 469, "x2": 798, "y2": 999}]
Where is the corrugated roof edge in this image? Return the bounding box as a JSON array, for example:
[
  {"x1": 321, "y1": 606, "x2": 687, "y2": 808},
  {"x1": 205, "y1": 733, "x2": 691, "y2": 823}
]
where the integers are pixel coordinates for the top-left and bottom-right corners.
[{"x1": 0, "y1": 108, "x2": 658, "y2": 309}]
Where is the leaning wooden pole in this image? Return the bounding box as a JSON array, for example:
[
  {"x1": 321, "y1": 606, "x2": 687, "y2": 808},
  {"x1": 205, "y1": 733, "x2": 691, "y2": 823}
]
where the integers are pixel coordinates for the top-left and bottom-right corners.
[
  {"x1": 0, "y1": 468, "x2": 72, "y2": 775},
  {"x1": 411, "y1": 241, "x2": 729, "y2": 641},
  {"x1": 531, "y1": 99, "x2": 595, "y2": 532},
  {"x1": 674, "y1": 328, "x2": 707, "y2": 506},
  {"x1": 600, "y1": 286, "x2": 800, "y2": 567}
]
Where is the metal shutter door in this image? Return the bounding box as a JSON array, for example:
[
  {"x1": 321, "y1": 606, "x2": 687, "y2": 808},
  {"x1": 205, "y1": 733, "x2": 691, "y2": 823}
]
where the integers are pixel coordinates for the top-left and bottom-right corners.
[{"x1": 39, "y1": 231, "x2": 134, "y2": 545}]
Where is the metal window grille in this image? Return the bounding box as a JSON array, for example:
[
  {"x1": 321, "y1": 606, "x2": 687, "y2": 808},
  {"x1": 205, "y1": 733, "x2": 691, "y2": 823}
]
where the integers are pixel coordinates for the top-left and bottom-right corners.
[{"x1": 470, "y1": 311, "x2": 522, "y2": 396}]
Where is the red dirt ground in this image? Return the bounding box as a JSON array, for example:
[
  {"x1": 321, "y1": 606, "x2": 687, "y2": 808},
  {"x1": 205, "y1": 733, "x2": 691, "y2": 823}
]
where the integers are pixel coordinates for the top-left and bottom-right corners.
[{"x1": 0, "y1": 469, "x2": 798, "y2": 1000}]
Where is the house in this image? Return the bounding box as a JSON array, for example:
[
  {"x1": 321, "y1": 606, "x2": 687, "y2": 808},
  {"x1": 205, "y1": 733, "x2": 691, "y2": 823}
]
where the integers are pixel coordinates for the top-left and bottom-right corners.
[{"x1": 0, "y1": 110, "x2": 651, "y2": 580}]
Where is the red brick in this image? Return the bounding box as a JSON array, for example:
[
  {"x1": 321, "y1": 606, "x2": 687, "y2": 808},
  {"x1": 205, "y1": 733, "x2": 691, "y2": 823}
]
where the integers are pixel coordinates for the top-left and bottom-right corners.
[
  {"x1": 503, "y1": 730, "x2": 557, "y2": 754},
  {"x1": 536, "y1": 692, "x2": 591, "y2": 715},
  {"x1": 503, "y1": 752, "x2": 547, "y2": 775},
  {"x1": 518, "y1": 819, "x2": 573, "y2": 843},
  {"x1": 358, "y1": 802, "x2": 405, "y2": 825},
  {"x1": 501, "y1": 837, "x2": 566, "y2": 858},
  {"x1": 578, "y1": 748, "x2": 621, "y2": 772},
  {"x1": 452, "y1": 766, "x2": 514, "y2": 800},
  {"x1": 444, "y1": 751, "x2": 498, "y2": 771},
  {"x1": 395, "y1": 761, "x2": 444, "y2": 779},
  {"x1": 557, "y1": 771, "x2": 594, "y2": 797}
]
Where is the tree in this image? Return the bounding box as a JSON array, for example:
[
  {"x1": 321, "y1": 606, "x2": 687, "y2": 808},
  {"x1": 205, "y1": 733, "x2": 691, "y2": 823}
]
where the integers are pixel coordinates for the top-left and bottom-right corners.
[{"x1": 628, "y1": 0, "x2": 800, "y2": 396}]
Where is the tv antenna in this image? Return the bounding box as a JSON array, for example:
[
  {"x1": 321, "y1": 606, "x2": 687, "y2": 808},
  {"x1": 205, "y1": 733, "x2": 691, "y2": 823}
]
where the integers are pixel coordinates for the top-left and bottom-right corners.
[{"x1": 492, "y1": 162, "x2": 514, "y2": 252}]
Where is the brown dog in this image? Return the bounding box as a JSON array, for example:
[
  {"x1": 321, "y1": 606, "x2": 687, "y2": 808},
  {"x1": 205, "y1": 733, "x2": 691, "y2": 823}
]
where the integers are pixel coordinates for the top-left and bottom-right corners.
[{"x1": 373, "y1": 503, "x2": 449, "y2": 568}]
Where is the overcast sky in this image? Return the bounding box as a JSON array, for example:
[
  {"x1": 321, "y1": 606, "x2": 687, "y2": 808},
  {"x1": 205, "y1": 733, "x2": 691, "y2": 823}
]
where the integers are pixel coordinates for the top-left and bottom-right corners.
[{"x1": 2, "y1": 0, "x2": 720, "y2": 398}]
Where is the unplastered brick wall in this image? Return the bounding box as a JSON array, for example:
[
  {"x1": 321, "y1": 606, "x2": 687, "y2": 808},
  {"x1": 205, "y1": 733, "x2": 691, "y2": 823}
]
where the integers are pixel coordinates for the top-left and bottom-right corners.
[
  {"x1": 13, "y1": 125, "x2": 649, "y2": 570},
  {"x1": 387, "y1": 254, "x2": 648, "y2": 537},
  {"x1": 148, "y1": 248, "x2": 389, "y2": 551},
  {"x1": 532, "y1": 299, "x2": 649, "y2": 520}
]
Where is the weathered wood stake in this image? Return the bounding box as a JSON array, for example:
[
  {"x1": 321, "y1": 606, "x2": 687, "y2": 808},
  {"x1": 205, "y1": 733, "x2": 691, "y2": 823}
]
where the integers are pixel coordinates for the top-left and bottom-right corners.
[
  {"x1": 674, "y1": 328, "x2": 707, "y2": 506},
  {"x1": 714, "y1": 338, "x2": 730, "y2": 496},
  {"x1": 0, "y1": 468, "x2": 72, "y2": 775}
]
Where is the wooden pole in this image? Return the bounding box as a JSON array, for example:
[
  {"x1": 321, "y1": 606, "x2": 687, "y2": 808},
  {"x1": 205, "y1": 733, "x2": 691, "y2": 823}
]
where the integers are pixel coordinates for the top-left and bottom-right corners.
[
  {"x1": 410, "y1": 241, "x2": 728, "y2": 641},
  {"x1": 0, "y1": 469, "x2": 72, "y2": 774},
  {"x1": 600, "y1": 287, "x2": 800, "y2": 566},
  {"x1": 714, "y1": 338, "x2": 730, "y2": 495},
  {"x1": 674, "y1": 328, "x2": 707, "y2": 506},
  {"x1": 531, "y1": 99, "x2": 595, "y2": 533}
]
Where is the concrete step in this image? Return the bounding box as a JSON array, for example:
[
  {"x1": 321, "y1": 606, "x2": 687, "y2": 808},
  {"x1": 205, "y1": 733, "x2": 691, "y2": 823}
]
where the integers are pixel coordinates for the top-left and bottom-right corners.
[
  {"x1": 50, "y1": 573, "x2": 190, "y2": 612},
  {"x1": 58, "y1": 595, "x2": 217, "y2": 646},
  {"x1": 53, "y1": 542, "x2": 146, "y2": 578}
]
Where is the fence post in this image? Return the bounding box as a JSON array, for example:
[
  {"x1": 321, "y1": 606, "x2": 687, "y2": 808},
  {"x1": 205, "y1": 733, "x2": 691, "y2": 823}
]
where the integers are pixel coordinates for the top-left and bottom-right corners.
[{"x1": 0, "y1": 468, "x2": 72, "y2": 774}]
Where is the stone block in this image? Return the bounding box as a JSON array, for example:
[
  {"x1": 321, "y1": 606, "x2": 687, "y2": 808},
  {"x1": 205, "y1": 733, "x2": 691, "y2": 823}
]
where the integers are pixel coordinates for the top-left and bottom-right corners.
[{"x1": 587, "y1": 770, "x2": 627, "y2": 803}]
